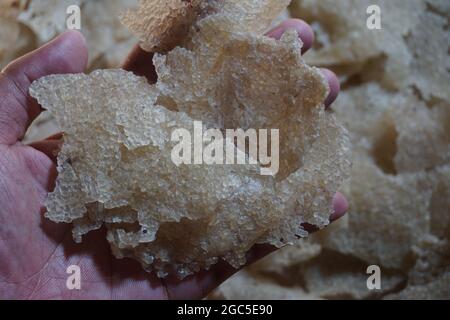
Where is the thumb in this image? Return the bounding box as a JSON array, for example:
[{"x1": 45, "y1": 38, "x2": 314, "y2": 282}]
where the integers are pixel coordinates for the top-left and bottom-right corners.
[{"x1": 0, "y1": 30, "x2": 88, "y2": 145}]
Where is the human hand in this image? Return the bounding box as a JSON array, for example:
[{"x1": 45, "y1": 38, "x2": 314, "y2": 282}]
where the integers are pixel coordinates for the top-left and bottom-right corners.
[{"x1": 0, "y1": 19, "x2": 347, "y2": 300}]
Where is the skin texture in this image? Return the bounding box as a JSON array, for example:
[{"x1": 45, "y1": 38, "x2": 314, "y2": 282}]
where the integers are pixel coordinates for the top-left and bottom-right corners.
[{"x1": 0, "y1": 19, "x2": 346, "y2": 300}]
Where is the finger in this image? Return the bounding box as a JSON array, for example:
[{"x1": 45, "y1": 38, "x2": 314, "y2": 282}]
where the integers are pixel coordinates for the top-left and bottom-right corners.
[
  {"x1": 321, "y1": 68, "x2": 340, "y2": 108},
  {"x1": 266, "y1": 22, "x2": 340, "y2": 108},
  {"x1": 300, "y1": 192, "x2": 348, "y2": 233},
  {"x1": 266, "y1": 18, "x2": 315, "y2": 54},
  {"x1": 122, "y1": 18, "x2": 315, "y2": 84},
  {"x1": 165, "y1": 192, "x2": 348, "y2": 299},
  {"x1": 121, "y1": 45, "x2": 158, "y2": 84},
  {"x1": 330, "y1": 192, "x2": 348, "y2": 222},
  {"x1": 0, "y1": 31, "x2": 88, "y2": 145}
]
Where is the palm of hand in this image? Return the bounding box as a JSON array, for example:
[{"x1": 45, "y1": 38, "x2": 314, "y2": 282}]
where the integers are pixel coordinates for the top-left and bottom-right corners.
[{"x1": 0, "y1": 73, "x2": 177, "y2": 300}]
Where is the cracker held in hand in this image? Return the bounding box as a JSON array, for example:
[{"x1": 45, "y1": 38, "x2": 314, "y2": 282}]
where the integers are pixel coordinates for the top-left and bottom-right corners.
[{"x1": 30, "y1": 0, "x2": 351, "y2": 279}]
